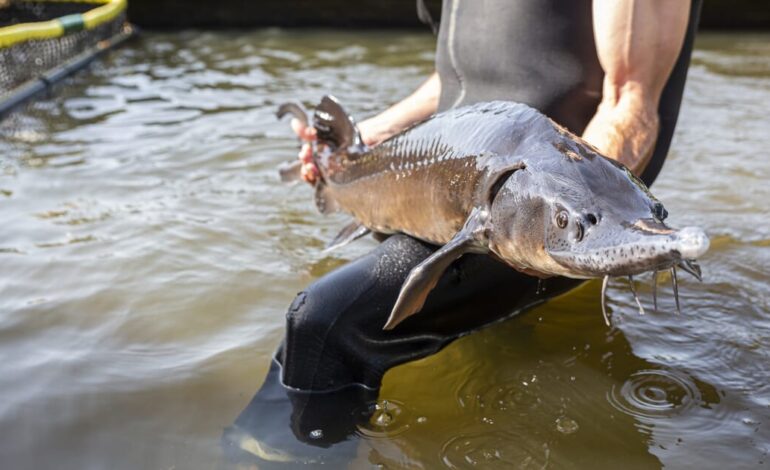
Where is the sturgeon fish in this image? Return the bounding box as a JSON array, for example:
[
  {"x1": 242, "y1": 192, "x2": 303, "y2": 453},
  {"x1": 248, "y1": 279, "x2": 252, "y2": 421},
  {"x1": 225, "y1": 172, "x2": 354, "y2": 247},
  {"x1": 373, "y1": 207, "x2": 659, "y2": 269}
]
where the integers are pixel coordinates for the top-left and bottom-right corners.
[{"x1": 277, "y1": 96, "x2": 710, "y2": 329}]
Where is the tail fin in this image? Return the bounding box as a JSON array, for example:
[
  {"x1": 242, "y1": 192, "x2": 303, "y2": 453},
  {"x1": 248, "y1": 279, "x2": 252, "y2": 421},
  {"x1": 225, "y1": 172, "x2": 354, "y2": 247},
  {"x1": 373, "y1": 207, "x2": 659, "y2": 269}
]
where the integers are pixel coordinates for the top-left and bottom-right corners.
[
  {"x1": 276, "y1": 101, "x2": 309, "y2": 126},
  {"x1": 313, "y1": 95, "x2": 363, "y2": 151},
  {"x1": 275, "y1": 102, "x2": 309, "y2": 184}
]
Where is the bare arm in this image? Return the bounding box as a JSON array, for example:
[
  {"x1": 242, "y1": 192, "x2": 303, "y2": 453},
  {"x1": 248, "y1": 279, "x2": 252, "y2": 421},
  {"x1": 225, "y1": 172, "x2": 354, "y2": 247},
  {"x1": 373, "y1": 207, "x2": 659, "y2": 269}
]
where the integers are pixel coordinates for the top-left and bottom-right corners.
[
  {"x1": 293, "y1": 72, "x2": 441, "y2": 183},
  {"x1": 582, "y1": 0, "x2": 690, "y2": 176},
  {"x1": 358, "y1": 72, "x2": 441, "y2": 146}
]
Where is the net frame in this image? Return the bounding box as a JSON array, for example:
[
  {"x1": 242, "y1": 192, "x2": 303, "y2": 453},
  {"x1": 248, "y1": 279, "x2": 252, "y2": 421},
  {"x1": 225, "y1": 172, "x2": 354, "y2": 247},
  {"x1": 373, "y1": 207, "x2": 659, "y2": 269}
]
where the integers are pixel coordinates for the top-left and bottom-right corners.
[{"x1": 0, "y1": 0, "x2": 133, "y2": 118}]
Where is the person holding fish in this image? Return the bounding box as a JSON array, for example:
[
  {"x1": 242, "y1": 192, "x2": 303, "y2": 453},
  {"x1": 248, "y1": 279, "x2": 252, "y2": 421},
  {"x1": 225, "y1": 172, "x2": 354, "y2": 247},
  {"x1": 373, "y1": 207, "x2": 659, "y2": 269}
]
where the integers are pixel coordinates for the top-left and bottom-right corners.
[
  {"x1": 284, "y1": 0, "x2": 702, "y2": 381},
  {"x1": 226, "y1": 0, "x2": 706, "y2": 463}
]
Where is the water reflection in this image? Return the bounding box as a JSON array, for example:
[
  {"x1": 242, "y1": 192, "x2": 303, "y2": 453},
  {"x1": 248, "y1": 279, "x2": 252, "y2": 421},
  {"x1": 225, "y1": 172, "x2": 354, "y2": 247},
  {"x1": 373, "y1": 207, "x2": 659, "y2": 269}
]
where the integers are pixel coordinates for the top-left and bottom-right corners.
[{"x1": 224, "y1": 359, "x2": 389, "y2": 467}]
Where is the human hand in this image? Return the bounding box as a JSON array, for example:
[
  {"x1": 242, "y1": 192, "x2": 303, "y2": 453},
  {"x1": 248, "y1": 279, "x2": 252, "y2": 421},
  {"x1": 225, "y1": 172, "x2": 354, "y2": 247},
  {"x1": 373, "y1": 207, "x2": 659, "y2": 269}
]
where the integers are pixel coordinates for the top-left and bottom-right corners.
[
  {"x1": 290, "y1": 117, "x2": 319, "y2": 184},
  {"x1": 291, "y1": 116, "x2": 390, "y2": 184}
]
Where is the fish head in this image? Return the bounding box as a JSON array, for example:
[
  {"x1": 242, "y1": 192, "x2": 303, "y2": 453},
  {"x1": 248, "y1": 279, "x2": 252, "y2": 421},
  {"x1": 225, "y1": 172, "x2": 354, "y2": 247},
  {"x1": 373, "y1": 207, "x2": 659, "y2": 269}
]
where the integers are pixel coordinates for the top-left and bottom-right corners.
[{"x1": 488, "y1": 142, "x2": 709, "y2": 279}]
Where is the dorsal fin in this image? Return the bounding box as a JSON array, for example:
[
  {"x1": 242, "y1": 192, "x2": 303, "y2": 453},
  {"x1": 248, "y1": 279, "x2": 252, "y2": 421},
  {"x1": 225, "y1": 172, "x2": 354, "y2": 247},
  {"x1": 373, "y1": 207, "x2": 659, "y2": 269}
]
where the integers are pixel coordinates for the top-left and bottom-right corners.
[{"x1": 313, "y1": 95, "x2": 363, "y2": 151}]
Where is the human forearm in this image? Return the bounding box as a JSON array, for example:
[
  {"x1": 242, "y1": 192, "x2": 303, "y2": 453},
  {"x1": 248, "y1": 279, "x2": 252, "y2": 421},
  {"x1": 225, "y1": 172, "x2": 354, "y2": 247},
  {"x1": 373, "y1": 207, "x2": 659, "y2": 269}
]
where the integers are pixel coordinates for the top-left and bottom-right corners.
[
  {"x1": 583, "y1": 0, "x2": 690, "y2": 176},
  {"x1": 582, "y1": 85, "x2": 660, "y2": 175},
  {"x1": 358, "y1": 72, "x2": 441, "y2": 146}
]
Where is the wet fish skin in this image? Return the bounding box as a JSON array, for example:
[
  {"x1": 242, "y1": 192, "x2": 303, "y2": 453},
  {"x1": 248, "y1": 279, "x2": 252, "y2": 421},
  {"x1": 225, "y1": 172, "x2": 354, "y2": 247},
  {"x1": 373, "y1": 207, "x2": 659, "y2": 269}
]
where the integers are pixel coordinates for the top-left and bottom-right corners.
[{"x1": 314, "y1": 100, "x2": 538, "y2": 245}]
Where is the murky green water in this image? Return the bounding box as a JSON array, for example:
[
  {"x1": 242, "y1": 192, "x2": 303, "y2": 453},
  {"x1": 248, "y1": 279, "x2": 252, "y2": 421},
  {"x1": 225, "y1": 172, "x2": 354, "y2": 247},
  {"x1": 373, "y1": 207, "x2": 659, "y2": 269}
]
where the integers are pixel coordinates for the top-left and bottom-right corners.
[{"x1": 1, "y1": 30, "x2": 768, "y2": 469}]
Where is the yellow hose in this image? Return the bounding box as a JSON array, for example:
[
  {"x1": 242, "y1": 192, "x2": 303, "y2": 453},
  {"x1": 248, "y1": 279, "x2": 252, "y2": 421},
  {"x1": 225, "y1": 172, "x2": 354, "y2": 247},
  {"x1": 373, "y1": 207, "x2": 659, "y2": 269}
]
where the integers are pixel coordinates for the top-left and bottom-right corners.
[
  {"x1": 0, "y1": 0, "x2": 126, "y2": 48},
  {"x1": 83, "y1": 0, "x2": 127, "y2": 30}
]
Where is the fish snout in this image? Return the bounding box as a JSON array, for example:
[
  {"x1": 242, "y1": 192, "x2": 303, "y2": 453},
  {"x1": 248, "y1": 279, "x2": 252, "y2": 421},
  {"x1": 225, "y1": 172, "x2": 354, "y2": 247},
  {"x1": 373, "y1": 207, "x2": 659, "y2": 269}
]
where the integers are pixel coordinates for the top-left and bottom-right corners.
[
  {"x1": 674, "y1": 226, "x2": 710, "y2": 260},
  {"x1": 545, "y1": 222, "x2": 710, "y2": 279}
]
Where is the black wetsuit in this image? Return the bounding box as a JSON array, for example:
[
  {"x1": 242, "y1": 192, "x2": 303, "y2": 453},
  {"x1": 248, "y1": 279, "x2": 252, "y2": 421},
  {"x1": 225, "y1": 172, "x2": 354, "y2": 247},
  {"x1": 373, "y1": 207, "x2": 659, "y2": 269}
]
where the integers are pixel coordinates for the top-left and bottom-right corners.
[{"x1": 227, "y1": 0, "x2": 702, "y2": 460}]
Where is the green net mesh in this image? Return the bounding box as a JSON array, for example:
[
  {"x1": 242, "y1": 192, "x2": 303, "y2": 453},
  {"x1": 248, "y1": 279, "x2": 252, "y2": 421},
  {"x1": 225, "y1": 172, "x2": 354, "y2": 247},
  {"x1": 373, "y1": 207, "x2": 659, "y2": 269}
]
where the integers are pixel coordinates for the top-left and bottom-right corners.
[{"x1": 0, "y1": 1, "x2": 127, "y2": 98}]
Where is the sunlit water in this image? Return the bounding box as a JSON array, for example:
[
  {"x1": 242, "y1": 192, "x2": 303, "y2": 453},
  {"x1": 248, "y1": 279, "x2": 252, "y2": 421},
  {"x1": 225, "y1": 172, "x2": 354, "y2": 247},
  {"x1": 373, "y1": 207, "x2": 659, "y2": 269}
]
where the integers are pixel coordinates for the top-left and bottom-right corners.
[{"x1": 1, "y1": 30, "x2": 768, "y2": 469}]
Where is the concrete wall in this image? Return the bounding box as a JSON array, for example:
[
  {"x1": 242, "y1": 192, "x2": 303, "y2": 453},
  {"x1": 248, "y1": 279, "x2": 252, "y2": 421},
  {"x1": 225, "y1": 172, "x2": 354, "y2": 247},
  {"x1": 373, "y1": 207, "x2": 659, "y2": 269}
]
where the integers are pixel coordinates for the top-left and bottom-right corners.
[{"x1": 127, "y1": 0, "x2": 769, "y2": 30}]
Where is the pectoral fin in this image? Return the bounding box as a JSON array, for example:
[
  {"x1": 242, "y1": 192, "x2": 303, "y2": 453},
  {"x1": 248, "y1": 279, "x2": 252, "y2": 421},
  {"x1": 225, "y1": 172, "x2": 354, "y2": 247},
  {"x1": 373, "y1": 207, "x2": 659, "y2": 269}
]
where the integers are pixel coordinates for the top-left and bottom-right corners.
[
  {"x1": 383, "y1": 208, "x2": 491, "y2": 330},
  {"x1": 324, "y1": 220, "x2": 371, "y2": 252}
]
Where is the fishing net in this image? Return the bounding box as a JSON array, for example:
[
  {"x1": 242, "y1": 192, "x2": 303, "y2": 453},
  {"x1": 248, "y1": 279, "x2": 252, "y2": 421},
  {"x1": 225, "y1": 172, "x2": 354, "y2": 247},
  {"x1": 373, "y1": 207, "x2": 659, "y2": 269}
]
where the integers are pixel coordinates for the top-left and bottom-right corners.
[{"x1": 0, "y1": 0, "x2": 132, "y2": 117}]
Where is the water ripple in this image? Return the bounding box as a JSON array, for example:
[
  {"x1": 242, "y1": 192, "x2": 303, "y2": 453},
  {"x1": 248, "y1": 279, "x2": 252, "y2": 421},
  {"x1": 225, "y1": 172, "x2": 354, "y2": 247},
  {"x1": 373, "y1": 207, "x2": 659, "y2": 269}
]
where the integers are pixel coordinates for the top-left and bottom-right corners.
[
  {"x1": 456, "y1": 375, "x2": 543, "y2": 416},
  {"x1": 354, "y1": 399, "x2": 413, "y2": 439},
  {"x1": 607, "y1": 369, "x2": 701, "y2": 421},
  {"x1": 440, "y1": 431, "x2": 549, "y2": 469}
]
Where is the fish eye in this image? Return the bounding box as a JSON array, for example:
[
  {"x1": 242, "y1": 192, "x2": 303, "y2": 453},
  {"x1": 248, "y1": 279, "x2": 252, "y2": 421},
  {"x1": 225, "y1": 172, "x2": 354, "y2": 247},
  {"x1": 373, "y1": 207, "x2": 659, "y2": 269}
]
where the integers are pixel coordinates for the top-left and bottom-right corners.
[{"x1": 556, "y1": 210, "x2": 569, "y2": 229}]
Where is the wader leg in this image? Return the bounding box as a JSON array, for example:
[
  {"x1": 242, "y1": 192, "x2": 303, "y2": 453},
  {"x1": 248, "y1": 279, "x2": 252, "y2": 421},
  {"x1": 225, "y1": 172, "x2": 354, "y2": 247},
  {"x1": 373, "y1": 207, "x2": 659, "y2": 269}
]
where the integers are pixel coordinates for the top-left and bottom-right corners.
[
  {"x1": 278, "y1": 233, "x2": 579, "y2": 391},
  {"x1": 224, "y1": 234, "x2": 581, "y2": 466}
]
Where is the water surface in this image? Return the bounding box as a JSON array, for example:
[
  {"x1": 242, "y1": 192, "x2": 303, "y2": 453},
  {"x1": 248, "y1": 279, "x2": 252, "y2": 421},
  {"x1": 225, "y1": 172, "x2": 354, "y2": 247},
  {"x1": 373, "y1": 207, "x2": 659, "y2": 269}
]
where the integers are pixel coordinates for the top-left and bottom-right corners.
[{"x1": 0, "y1": 30, "x2": 768, "y2": 469}]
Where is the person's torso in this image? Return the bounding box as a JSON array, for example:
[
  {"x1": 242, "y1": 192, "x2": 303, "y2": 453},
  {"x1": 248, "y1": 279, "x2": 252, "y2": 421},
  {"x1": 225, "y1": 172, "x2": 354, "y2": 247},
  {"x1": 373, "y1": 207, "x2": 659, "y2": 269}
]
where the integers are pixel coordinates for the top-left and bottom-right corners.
[{"x1": 435, "y1": 0, "x2": 603, "y2": 134}]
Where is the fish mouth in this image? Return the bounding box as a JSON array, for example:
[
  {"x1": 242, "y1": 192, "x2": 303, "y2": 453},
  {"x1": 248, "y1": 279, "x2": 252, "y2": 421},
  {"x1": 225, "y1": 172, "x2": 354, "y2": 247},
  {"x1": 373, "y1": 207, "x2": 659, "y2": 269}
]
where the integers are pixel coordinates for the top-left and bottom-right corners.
[
  {"x1": 547, "y1": 226, "x2": 710, "y2": 278},
  {"x1": 547, "y1": 225, "x2": 709, "y2": 327}
]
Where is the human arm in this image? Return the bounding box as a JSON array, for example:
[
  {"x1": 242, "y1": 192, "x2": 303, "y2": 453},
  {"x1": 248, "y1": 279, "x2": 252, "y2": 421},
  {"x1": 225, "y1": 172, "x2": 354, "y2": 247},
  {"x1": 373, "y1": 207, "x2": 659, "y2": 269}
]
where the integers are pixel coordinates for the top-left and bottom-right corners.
[
  {"x1": 359, "y1": 71, "x2": 441, "y2": 146},
  {"x1": 582, "y1": 0, "x2": 690, "y2": 176},
  {"x1": 293, "y1": 72, "x2": 441, "y2": 183}
]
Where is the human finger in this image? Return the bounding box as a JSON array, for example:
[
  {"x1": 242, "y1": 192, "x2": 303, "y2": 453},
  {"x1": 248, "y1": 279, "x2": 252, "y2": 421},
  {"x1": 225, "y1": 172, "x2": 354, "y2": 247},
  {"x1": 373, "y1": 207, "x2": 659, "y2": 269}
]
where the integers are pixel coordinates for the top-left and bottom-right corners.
[
  {"x1": 290, "y1": 118, "x2": 317, "y2": 142},
  {"x1": 290, "y1": 117, "x2": 306, "y2": 138},
  {"x1": 299, "y1": 143, "x2": 313, "y2": 164},
  {"x1": 300, "y1": 162, "x2": 318, "y2": 184},
  {"x1": 301, "y1": 126, "x2": 317, "y2": 141}
]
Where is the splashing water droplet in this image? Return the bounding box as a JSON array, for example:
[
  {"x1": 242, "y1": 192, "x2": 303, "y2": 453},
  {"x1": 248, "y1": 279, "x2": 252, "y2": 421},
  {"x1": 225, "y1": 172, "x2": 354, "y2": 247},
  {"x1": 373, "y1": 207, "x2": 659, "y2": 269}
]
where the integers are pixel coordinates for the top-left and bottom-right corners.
[
  {"x1": 374, "y1": 411, "x2": 393, "y2": 427},
  {"x1": 354, "y1": 399, "x2": 412, "y2": 438}
]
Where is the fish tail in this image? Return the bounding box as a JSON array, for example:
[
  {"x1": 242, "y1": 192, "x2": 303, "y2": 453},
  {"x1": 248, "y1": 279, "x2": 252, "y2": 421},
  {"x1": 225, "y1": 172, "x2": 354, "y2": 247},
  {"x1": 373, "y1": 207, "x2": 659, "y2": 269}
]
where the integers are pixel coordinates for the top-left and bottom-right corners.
[
  {"x1": 313, "y1": 95, "x2": 364, "y2": 151},
  {"x1": 276, "y1": 101, "x2": 310, "y2": 183}
]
